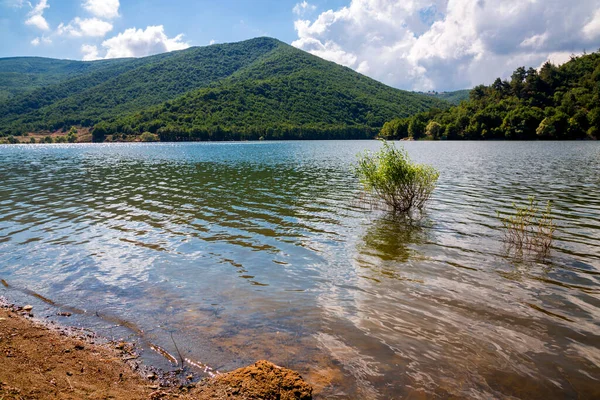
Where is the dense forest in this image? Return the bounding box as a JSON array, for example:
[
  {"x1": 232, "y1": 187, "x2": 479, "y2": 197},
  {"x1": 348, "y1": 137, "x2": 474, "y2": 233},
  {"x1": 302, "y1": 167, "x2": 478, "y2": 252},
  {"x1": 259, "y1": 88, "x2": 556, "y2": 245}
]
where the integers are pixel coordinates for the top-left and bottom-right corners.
[
  {"x1": 96, "y1": 45, "x2": 446, "y2": 141},
  {"x1": 418, "y1": 90, "x2": 470, "y2": 105},
  {"x1": 0, "y1": 37, "x2": 446, "y2": 142},
  {"x1": 381, "y1": 51, "x2": 600, "y2": 141},
  {"x1": 0, "y1": 57, "x2": 132, "y2": 102}
]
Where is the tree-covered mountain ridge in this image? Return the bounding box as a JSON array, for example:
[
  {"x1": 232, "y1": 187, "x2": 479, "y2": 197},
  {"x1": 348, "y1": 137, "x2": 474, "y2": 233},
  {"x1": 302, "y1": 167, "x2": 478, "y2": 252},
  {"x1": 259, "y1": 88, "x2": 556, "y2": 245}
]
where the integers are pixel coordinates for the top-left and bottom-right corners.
[
  {"x1": 381, "y1": 51, "x2": 600, "y2": 141},
  {"x1": 0, "y1": 37, "x2": 449, "y2": 142}
]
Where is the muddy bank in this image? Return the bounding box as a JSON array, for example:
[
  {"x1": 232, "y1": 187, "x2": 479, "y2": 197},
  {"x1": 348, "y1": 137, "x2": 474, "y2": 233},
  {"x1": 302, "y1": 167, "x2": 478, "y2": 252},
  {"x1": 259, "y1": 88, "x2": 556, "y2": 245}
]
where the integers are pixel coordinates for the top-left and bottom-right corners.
[{"x1": 0, "y1": 304, "x2": 312, "y2": 399}]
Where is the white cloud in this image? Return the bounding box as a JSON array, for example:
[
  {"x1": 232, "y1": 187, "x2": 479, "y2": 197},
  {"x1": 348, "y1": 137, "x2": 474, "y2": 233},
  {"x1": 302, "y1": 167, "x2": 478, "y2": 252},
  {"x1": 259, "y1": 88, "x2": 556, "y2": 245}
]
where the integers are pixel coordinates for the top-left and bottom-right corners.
[
  {"x1": 30, "y1": 35, "x2": 51, "y2": 46},
  {"x1": 25, "y1": 0, "x2": 49, "y2": 30},
  {"x1": 81, "y1": 44, "x2": 100, "y2": 61},
  {"x1": 82, "y1": 0, "x2": 119, "y2": 19},
  {"x1": 583, "y1": 9, "x2": 600, "y2": 39},
  {"x1": 57, "y1": 17, "x2": 113, "y2": 37},
  {"x1": 99, "y1": 25, "x2": 189, "y2": 59},
  {"x1": 520, "y1": 33, "x2": 549, "y2": 50},
  {"x1": 293, "y1": 1, "x2": 317, "y2": 16},
  {"x1": 544, "y1": 52, "x2": 576, "y2": 67},
  {"x1": 209, "y1": 39, "x2": 216, "y2": 45},
  {"x1": 293, "y1": 0, "x2": 600, "y2": 91}
]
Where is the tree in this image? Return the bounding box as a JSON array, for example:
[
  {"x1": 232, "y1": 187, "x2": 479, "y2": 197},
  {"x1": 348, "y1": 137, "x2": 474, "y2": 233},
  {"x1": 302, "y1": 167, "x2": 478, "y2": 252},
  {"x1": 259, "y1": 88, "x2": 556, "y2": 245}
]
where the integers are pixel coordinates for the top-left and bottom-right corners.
[
  {"x1": 536, "y1": 112, "x2": 569, "y2": 139},
  {"x1": 380, "y1": 118, "x2": 409, "y2": 140},
  {"x1": 425, "y1": 121, "x2": 443, "y2": 140},
  {"x1": 511, "y1": 66, "x2": 527, "y2": 98},
  {"x1": 408, "y1": 115, "x2": 427, "y2": 139},
  {"x1": 92, "y1": 123, "x2": 109, "y2": 142},
  {"x1": 140, "y1": 132, "x2": 159, "y2": 142},
  {"x1": 67, "y1": 126, "x2": 77, "y2": 143}
]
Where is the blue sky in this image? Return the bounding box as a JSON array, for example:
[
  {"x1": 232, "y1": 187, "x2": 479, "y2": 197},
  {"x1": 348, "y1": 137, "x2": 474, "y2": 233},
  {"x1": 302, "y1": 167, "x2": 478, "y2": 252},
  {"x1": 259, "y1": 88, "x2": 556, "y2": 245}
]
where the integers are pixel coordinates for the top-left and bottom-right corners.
[
  {"x1": 2, "y1": 0, "x2": 600, "y2": 91},
  {"x1": 0, "y1": 0, "x2": 345, "y2": 59}
]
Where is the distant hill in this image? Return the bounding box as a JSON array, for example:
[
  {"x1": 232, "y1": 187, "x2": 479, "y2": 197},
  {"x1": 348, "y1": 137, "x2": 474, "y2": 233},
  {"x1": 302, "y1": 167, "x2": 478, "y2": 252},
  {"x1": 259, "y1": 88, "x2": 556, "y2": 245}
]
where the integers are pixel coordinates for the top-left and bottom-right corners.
[
  {"x1": 0, "y1": 37, "x2": 449, "y2": 141},
  {"x1": 381, "y1": 52, "x2": 600, "y2": 140},
  {"x1": 430, "y1": 90, "x2": 471, "y2": 105},
  {"x1": 415, "y1": 90, "x2": 471, "y2": 105}
]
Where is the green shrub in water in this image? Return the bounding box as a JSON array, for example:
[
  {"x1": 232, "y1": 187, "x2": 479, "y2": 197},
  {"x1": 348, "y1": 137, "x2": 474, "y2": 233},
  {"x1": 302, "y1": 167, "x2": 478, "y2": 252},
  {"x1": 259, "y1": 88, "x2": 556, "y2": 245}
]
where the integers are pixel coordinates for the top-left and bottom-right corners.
[
  {"x1": 498, "y1": 197, "x2": 555, "y2": 253},
  {"x1": 356, "y1": 141, "x2": 439, "y2": 213}
]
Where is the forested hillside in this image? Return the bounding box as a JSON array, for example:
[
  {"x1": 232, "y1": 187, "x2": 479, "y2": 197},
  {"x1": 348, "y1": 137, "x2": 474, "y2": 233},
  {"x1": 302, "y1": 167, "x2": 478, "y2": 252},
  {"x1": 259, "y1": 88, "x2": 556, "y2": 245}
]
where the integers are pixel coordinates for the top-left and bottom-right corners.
[
  {"x1": 0, "y1": 38, "x2": 282, "y2": 134},
  {"x1": 429, "y1": 90, "x2": 471, "y2": 105},
  {"x1": 0, "y1": 57, "x2": 130, "y2": 101},
  {"x1": 0, "y1": 37, "x2": 447, "y2": 141},
  {"x1": 381, "y1": 52, "x2": 600, "y2": 140},
  {"x1": 98, "y1": 44, "x2": 446, "y2": 141}
]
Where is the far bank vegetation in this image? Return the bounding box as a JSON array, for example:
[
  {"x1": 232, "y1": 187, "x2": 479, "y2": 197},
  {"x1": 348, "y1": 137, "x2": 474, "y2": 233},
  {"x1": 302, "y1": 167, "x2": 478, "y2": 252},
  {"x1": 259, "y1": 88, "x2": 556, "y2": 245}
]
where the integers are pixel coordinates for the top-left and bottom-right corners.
[{"x1": 380, "y1": 51, "x2": 600, "y2": 141}]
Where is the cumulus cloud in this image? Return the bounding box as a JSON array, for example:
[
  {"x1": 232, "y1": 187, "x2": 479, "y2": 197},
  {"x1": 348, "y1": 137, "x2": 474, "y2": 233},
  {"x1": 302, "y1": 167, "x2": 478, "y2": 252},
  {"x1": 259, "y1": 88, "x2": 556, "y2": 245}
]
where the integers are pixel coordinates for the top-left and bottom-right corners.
[
  {"x1": 293, "y1": 1, "x2": 316, "y2": 16},
  {"x1": 88, "y1": 25, "x2": 189, "y2": 59},
  {"x1": 293, "y1": 0, "x2": 600, "y2": 91},
  {"x1": 57, "y1": 17, "x2": 113, "y2": 37},
  {"x1": 81, "y1": 44, "x2": 100, "y2": 61},
  {"x1": 30, "y1": 35, "x2": 51, "y2": 46},
  {"x1": 583, "y1": 9, "x2": 600, "y2": 40},
  {"x1": 25, "y1": 0, "x2": 49, "y2": 30},
  {"x1": 82, "y1": 0, "x2": 119, "y2": 19}
]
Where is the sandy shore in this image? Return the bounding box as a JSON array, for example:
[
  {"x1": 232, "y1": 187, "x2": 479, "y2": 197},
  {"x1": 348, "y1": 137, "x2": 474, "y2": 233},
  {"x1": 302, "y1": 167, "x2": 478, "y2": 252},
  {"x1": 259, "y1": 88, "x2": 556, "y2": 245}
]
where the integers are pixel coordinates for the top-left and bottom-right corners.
[{"x1": 0, "y1": 304, "x2": 312, "y2": 399}]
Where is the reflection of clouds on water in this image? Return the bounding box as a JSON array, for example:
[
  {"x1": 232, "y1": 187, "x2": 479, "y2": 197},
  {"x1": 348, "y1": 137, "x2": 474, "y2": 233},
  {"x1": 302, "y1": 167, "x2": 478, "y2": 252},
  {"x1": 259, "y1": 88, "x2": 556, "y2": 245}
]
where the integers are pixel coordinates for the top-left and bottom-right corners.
[{"x1": 84, "y1": 234, "x2": 154, "y2": 289}]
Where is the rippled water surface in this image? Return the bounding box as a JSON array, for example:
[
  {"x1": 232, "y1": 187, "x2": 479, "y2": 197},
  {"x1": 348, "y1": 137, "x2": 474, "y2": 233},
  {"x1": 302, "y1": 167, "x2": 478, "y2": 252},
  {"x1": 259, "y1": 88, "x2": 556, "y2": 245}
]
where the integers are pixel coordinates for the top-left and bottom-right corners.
[{"x1": 1, "y1": 141, "x2": 599, "y2": 398}]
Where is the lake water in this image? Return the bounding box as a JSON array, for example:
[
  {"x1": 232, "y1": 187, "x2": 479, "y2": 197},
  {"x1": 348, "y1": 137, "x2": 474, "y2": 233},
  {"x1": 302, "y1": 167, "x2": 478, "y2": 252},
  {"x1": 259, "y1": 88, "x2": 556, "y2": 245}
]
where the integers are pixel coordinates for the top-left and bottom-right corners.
[{"x1": 0, "y1": 141, "x2": 599, "y2": 399}]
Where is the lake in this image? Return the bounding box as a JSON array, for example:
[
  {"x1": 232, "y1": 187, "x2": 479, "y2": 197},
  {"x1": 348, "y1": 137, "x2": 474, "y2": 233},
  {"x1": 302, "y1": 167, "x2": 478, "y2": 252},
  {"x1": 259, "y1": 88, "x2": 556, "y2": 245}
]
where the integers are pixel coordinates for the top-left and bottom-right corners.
[{"x1": 0, "y1": 141, "x2": 599, "y2": 398}]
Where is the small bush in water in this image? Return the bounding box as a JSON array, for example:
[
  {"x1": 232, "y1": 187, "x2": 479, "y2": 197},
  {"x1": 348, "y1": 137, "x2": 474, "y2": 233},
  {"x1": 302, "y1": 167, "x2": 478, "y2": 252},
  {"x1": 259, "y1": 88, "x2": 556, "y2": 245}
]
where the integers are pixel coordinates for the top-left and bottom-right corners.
[
  {"x1": 498, "y1": 197, "x2": 555, "y2": 253},
  {"x1": 356, "y1": 141, "x2": 439, "y2": 213}
]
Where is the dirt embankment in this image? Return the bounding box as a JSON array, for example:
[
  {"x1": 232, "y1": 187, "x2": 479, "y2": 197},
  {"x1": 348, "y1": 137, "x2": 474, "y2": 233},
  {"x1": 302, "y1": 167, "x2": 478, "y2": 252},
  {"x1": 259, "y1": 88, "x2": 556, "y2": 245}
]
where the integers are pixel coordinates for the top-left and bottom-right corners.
[{"x1": 0, "y1": 305, "x2": 312, "y2": 400}]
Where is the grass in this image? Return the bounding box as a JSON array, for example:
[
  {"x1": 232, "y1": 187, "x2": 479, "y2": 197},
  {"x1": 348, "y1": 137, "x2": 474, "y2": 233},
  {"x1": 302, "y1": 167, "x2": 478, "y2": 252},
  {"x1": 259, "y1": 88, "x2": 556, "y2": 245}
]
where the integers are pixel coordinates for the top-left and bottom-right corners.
[{"x1": 498, "y1": 197, "x2": 555, "y2": 254}]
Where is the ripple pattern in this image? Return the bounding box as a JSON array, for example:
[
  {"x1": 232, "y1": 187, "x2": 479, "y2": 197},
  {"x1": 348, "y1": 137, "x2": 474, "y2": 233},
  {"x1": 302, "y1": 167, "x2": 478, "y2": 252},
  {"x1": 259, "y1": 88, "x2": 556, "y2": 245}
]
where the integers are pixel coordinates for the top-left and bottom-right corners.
[{"x1": 0, "y1": 141, "x2": 599, "y2": 399}]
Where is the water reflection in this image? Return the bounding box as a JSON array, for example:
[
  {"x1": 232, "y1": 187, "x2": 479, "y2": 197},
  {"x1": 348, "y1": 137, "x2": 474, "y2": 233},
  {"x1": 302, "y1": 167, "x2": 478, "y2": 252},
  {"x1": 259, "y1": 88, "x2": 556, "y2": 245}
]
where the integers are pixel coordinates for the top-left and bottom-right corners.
[
  {"x1": 356, "y1": 213, "x2": 431, "y2": 282},
  {"x1": 497, "y1": 248, "x2": 554, "y2": 283}
]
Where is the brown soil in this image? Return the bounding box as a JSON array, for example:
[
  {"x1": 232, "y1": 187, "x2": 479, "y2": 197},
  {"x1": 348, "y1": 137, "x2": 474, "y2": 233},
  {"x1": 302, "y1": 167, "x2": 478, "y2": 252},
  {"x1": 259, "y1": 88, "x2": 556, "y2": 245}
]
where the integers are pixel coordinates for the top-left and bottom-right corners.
[
  {"x1": 195, "y1": 360, "x2": 313, "y2": 400},
  {"x1": 13, "y1": 128, "x2": 92, "y2": 144},
  {"x1": 0, "y1": 306, "x2": 313, "y2": 399}
]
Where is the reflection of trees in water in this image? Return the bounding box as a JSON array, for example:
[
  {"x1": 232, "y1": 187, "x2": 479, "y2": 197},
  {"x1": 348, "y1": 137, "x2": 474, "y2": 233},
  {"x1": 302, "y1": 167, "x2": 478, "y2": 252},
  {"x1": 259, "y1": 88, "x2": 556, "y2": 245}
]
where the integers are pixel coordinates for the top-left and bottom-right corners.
[{"x1": 355, "y1": 213, "x2": 432, "y2": 282}]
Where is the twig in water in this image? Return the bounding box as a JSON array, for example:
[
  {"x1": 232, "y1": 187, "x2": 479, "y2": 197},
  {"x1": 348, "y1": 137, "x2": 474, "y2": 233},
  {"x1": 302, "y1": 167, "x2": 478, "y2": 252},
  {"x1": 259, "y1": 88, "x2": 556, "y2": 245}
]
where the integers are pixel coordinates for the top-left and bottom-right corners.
[{"x1": 170, "y1": 332, "x2": 185, "y2": 369}]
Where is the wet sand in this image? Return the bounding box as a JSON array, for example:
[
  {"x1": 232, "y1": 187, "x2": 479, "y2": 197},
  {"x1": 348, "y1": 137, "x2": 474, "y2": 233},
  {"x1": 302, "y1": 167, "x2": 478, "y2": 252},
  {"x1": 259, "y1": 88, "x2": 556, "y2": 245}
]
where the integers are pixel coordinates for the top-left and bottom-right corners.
[{"x1": 0, "y1": 304, "x2": 312, "y2": 399}]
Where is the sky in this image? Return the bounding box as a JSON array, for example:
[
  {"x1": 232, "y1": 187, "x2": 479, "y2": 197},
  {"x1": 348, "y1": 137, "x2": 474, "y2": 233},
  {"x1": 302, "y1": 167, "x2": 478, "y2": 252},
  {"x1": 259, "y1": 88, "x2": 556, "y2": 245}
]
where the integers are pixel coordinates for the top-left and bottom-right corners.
[{"x1": 2, "y1": 0, "x2": 600, "y2": 91}]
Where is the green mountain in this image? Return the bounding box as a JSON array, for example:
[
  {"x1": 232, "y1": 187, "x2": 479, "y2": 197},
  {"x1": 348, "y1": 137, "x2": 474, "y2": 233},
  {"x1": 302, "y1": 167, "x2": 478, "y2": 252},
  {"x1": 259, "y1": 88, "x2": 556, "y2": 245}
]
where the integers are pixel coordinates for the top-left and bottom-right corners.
[
  {"x1": 430, "y1": 90, "x2": 471, "y2": 105},
  {"x1": 414, "y1": 90, "x2": 471, "y2": 106},
  {"x1": 0, "y1": 57, "x2": 131, "y2": 102},
  {"x1": 381, "y1": 52, "x2": 600, "y2": 140},
  {"x1": 0, "y1": 37, "x2": 448, "y2": 141}
]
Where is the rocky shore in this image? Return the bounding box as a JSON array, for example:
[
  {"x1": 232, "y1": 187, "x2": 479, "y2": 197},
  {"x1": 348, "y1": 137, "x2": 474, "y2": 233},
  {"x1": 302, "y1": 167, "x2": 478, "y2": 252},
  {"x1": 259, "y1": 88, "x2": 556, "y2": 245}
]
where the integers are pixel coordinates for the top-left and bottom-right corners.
[{"x1": 0, "y1": 303, "x2": 313, "y2": 399}]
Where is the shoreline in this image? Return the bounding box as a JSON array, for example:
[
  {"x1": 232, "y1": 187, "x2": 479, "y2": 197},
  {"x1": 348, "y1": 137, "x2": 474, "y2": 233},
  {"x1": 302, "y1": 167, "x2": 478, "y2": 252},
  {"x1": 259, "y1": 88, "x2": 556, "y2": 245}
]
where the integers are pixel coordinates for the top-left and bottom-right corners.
[{"x1": 0, "y1": 300, "x2": 313, "y2": 399}]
